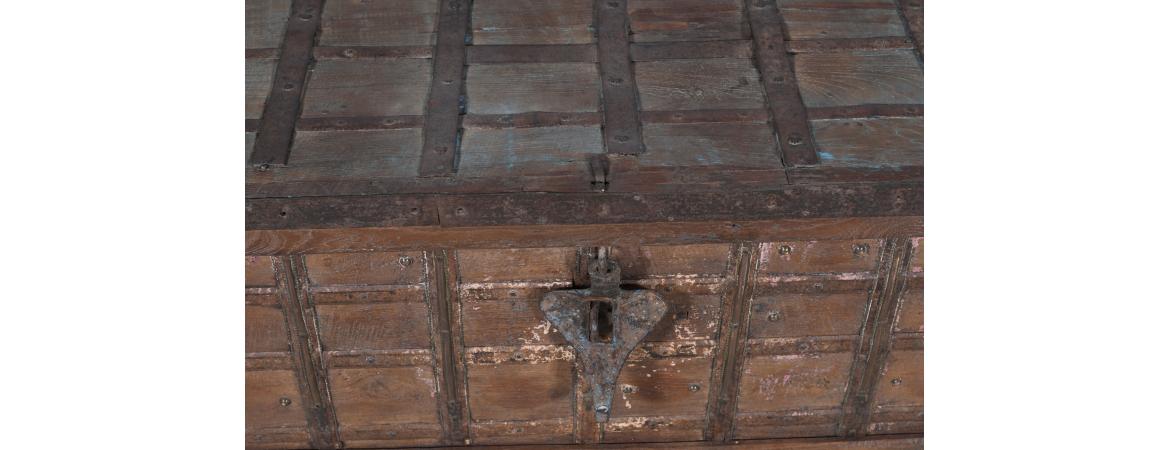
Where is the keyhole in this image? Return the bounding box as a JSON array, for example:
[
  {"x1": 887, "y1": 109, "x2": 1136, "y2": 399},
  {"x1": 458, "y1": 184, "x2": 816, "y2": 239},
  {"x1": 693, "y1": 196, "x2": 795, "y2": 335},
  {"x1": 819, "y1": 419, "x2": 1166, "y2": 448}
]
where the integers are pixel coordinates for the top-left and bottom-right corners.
[{"x1": 589, "y1": 301, "x2": 614, "y2": 343}]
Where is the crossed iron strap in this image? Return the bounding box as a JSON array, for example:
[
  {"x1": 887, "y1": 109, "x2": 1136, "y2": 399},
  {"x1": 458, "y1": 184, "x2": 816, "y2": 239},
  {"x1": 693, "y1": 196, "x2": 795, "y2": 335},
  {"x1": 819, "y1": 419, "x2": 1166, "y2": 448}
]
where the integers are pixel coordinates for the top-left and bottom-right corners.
[{"x1": 540, "y1": 253, "x2": 667, "y2": 422}]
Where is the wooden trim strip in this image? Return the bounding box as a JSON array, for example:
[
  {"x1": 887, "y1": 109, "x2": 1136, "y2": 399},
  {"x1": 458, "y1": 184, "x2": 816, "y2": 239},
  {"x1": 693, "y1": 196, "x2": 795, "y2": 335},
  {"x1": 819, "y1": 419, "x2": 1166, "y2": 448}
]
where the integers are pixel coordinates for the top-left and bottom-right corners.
[
  {"x1": 275, "y1": 255, "x2": 340, "y2": 449},
  {"x1": 418, "y1": 0, "x2": 472, "y2": 176},
  {"x1": 807, "y1": 104, "x2": 923, "y2": 120},
  {"x1": 296, "y1": 115, "x2": 425, "y2": 131},
  {"x1": 462, "y1": 112, "x2": 601, "y2": 129},
  {"x1": 705, "y1": 243, "x2": 761, "y2": 442},
  {"x1": 787, "y1": 37, "x2": 916, "y2": 53},
  {"x1": 837, "y1": 238, "x2": 913, "y2": 437},
  {"x1": 422, "y1": 434, "x2": 923, "y2": 449},
  {"x1": 897, "y1": 0, "x2": 925, "y2": 62},
  {"x1": 780, "y1": 1, "x2": 898, "y2": 9},
  {"x1": 325, "y1": 349, "x2": 433, "y2": 368},
  {"x1": 245, "y1": 48, "x2": 280, "y2": 59},
  {"x1": 788, "y1": 165, "x2": 924, "y2": 184},
  {"x1": 248, "y1": 0, "x2": 324, "y2": 168},
  {"x1": 595, "y1": 0, "x2": 645, "y2": 155},
  {"x1": 747, "y1": 0, "x2": 820, "y2": 166},
  {"x1": 425, "y1": 250, "x2": 470, "y2": 444},
  {"x1": 313, "y1": 45, "x2": 433, "y2": 59},
  {"x1": 466, "y1": 44, "x2": 598, "y2": 63},
  {"x1": 746, "y1": 335, "x2": 857, "y2": 356},
  {"x1": 640, "y1": 109, "x2": 769, "y2": 124},
  {"x1": 630, "y1": 40, "x2": 754, "y2": 61}
]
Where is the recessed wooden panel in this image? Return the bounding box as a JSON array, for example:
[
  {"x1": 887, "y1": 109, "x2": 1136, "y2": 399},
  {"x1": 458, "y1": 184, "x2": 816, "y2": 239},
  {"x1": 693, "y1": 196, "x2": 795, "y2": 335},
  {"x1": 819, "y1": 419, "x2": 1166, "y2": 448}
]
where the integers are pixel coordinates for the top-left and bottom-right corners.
[
  {"x1": 782, "y1": 7, "x2": 906, "y2": 40},
  {"x1": 461, "y1": 287, "x2": 567, "y2": 347},
  {"x1": 812, "y1": 118, "x2": 923, "y2": 167},
  {"x1": 467, "y1": 360, "x2": 574, "y2": 421},
  {"x1": 304, "y1": 252, "x2": 425, "y2": 286},
  {"x1": 732, "y1": 409, "x2": 841, "y2": 440},
  {"x1": 895, "y1": 287, "x2": 924, "y2": 333},
  {"x1": 778, "y1": 0, "x2": 896, "y2": 5},
  {"x1": 470, "y1": 418, "x2": 575, "y2": 445},
  {"x1": 629, "y1": 0, "x2": 747, "y2": 42},
  {"x1": 317, "y1": 302, "x2": 431, "y2": 351},
  {"x1": 246, "y1": 305, "x2": 291, "y2": 353},
  {"x1": 872, "y1": 349, "x2": 923, "y2": 408},
  {"x1": 612, "y1": 356, "x2": 711, "y2": 417},
  {"x1": 246, "y1": 256, "x2": 277, "y2": 287},
  {"x1": 636, "y1": 59, "x2": 765, "y2": 111},
  {"x1": 737, "y1": 352, "x2": 853, "y2": 411},
  {"x1": 457, "y1": 247, "x2": 576, "y2": 283},
  {"x1": 603, "y1": 416, "x2": 706, "y2": 443},
  {"x1": 795, "y1": 50, "x2": 923, "y2": 107},
  {"x1": 611, "y1": 244, "x2": 731, "y2": 278},
  {"x1": 638, "y1": 283, "x2": 724, "y2": 342},
  {"x1": 758, "y1": 240, "x2": 882, "y2": 274},
  {"x1": 246, "y1": 0, "x2": 291, "y2": 49},
  {"x1": 910, "y1": 237, "x2": 924, "y2": 273},
  {"x1": 458, "y1": 126, "x2": 604, "y2": 177},
  {"x1": 245, "y1": 58, "x2": 276, "y2": 120},
  {"x1": 472, "y1": 0, "x2": 594, "y2": 45},
  {"x1": 749, "y1": 291, "x2": 870, "y2": 338},
  {"x1": 466, "y1": 63, "x2": 600, "y2": 114},
  {"x1": 302, "y1": 59, "x2": 432, "y2": 117},
  {"x1": 246, "y1": 370, "x2": 309, "y2": 434},
  {"x1": 282, "y1": 129, "x2": 422, "y2": 181},
  {"x1": 320, "y1": 0, "x2": 438, "y2": 46},
  {"x1": 641, "y1": 123, "x2": 780, "y2": 169},
  {"x1": 330, "y1": 366, "x2": 440, "y2": 431}
]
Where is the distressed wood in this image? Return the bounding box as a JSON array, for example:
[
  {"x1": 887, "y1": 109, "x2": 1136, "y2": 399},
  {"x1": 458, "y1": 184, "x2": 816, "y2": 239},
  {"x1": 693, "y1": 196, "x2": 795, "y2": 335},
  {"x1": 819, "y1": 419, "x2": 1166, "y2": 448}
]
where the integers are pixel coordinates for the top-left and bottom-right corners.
[
  {"x1": 781, "y1": 7, "x2": 906, "y2": 40},
  {"x1": 319, "y1": 0, "x2": 438, "y2": 46},
  {"x1": 597, "y1": 0, "x2": 646, "y2": 155},
  {"x1": 628, "y1": 0, "x2": 748, "y2": 42},
  {"x1": 466, "y1": 63, "x2": 600, "y2": 114},
  {"x1": 467, "y1": 44, "x2": 598, "y2": 64},
  {"x1": 897, "y1": 0, "x2": 924, "y2": 60},
  {"x1": 302, "y1": 59, "x2": 432, "y2": 117},
  {"x1": 277, "y1": 256, "x2": 341, "y2": 448},
  {"x1": 630, "y1": 41, "x2": 753, "y2": 61},
  {"x1": 418, "y1": 0, "x2": 471, "y2": 176},
  {"x1": 425, "y1": 250, "x2": 470, "y2": 444},
  {"x1": 636, "y1": 59, "x2": 766, "y2": 111},
  {"x1": 253, "y1": 129, "x2": 423, "y2": 184},
  {"x1": 246, "y1": 59, "x2": 278, "y2": 120},
  {"x1": 640, "y1": 123, "x2": 780, "y2": 169},
  {"x1": 705, "y1": 244, "x2": 759, "y2": 442},
  {"x1": 795, "y1": 50, "x2": 923, "y2": 107},
  {"x1": 748, "y1": 0, "x2": 820, "y2": 166},
  {"x1": 425, "y1": 435, "x2": 923, "y2": 448},
  {"x1": 472, "y1": 0, "x2": 595, "y2": 45},
  {"x1": 246, "y1": 0, "x2": 292, "y2": 49},
  {"x1": 811, "y1": 117, "x2": 922, "y2": 167}
]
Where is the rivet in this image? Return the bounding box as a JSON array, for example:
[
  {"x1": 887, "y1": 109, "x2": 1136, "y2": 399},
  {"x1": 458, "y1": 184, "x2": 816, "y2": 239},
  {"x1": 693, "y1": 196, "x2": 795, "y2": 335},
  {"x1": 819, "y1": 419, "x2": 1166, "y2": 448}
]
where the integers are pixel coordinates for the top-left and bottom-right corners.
[
  {"x1": 455, "y1": 207, "x2": 467, "y2": 216},
  {"x1": 778, "y1": 245, "x2": 792, "y2": 255},
  {"x1": 788, "y1": 134, "x2": 805, "y2": 146},
  {"x1": 772, "y1": 76, "x2": 785, "y2": 83},
  {"x1": 689, "y1": 383, "x2": 701, "y2": 392},
  {"x1": 399, "y1": 255, "x2": 413, "y2": 267},
  {"x1": 615, "y1": 135, "x2": 629, "y2": 143},
  {"x1": 434, "y1": 146, "x2": 448, "y2": 154},
  {"x1": 622, "y1": 385, "x2": 635, "y2": 394},
  {"x1": 342, "y1": 48, "x2": 356, "y2": 57},
  {"x1": 279, "y1": 209, "x2": 288, "y2": 217},
  {"x1": 608, "y1": 76, "x2": 624, "y2": 84},
  {"x1": 891, "y1": 378, "x2": 903, "y2": 386},
  {"x1": 443, "y1": 79, "x2": 454, "y2": 85},
  {"x1": 767, "y1": 312, "x2": 780, "y2": 322},
  {"x1": 298, "y1": 13, "x2": 313, "y2": 21},
  {"x1": 387, "y1": 431, "x2": 397, "y2": 438},
  {"x1": 279, "y1": 397, "x2": 292, "y2": 407},
  {"x1": 852, "y1": 243, "x2": 869, "y2": 256},
  {"x1": 409, "y1": 207, "x2": 420, "y2": 215},
  {"x1": 797, "y1": 342, "x2": 811, "y2": 352},
  {"x1": 365, "y1": 355, "x2": 376, "y2": 364},
  {"x1": 595, "y1": 405, "x2": 610, "y2": 414},
  {"x1": 283, "y1": 83, "x2": 295, "y2": 90},
  {"x1": 257, "y1": 163, "x2": 271, "y2": 172}
]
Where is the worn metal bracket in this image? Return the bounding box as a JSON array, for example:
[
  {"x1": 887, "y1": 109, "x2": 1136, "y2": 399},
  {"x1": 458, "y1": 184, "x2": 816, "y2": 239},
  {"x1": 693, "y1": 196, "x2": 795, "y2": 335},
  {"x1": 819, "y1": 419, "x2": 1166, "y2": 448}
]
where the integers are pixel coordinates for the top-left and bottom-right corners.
[{"x1": 540, "y1": 251, "x2": 666, "y2": 422}]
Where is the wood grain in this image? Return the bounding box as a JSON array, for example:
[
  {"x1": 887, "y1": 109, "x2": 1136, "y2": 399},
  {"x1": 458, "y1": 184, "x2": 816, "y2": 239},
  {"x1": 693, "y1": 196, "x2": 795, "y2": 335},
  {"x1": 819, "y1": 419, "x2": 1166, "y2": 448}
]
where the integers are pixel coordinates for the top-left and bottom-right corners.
[
  {"x1": 246, "y1": 255, "x2": 278, "y2": 287},
  {"x1": 812, "y1": 117, "x2": 922, "y2": 167},
  {"x1": 247, "y1": 305, "x2": 293, "y2": 353},
  {"x1": 245, "y1": 370, "x2": 312, "y2": 448},
  {"x1": 422, "y1": 435, "x2": 923, "y2": 448},
  {"x1": 466, "y1": 63, "x2": 600, "y2": 114},
  {"x1": 457, "y1": 247, "x2": 577, "y2": 283},
  {"x1": 628, "y1": 0, "x2": 748, "y2": 42},
  {"x1": 758, "y1": 239, "x2": 882, "y2": 274},
  {"x1": 458, "y1": 126, "x2": 604, "y2": 177},
  {"x1": 319, "y1": 0, "x2": 438, "y2": 46},
  {"x1": 328, "y1": 366, "x2": 441, "y2": 444},
  {"x1": 893, "y1": 281, "x2": 923, "y2": 333},
  {"x1": 640, "y1": 123, "x2": 781, "y2": 169},
  {"x1": 246, "y1": 0, "x2": 291, "y2": 49},
  {"x1": 610, "y1": 244, "x2": 732, "y2": 278},
  {"x1": 472, "y1": 0, "x2": 595, "y2": 45},
  {"x1": 749, "y1": 291, "x2": 870, "y2": 338},
  {"x1": 317, "y1": 302, "x2": 432, "y2": 351},
  {"x1": 264, "y1": 129, "x2": 423, "y2": 182},
  {"x1": 246, "y1": 58, "x2": 277, "y2": 120},
  {"x1": 736, "y1": 351, "x2": 854, "y2": 412},
  {"x1": 302, "y1": 58, "x2": 432, "y2": 117},
  {"x1": 612, "y1": 356, "x2": 712, "y2": 417},
  {"x1": 467, "y1": 360, "x2": 575, "y2": 421},
  {"x1": 782, "y1": 7, "x2": 906, "y2": 40},
  {"x1": 636, "y1": 59, "x2": 765, "y2": 111},
  {"x1": 795, "y1": 50, "x2": 923, "y2": 107},
  {"x1": 461, "y1": 287, "x2": 569, "y2": 347},
  {"x1": 304, "y1": 251, "x2": 425, "y2": 286},
  {"x1": 870, "y1": 348, "x2": 922, "y2": 408}
]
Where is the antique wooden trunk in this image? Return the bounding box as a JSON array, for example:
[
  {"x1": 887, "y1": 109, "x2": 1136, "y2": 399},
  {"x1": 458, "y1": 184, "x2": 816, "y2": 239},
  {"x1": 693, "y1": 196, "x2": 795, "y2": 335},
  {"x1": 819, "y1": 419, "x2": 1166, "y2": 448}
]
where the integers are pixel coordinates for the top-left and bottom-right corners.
[{"x1": 245, "y1": 0, "x2": 924, "y2": 448}]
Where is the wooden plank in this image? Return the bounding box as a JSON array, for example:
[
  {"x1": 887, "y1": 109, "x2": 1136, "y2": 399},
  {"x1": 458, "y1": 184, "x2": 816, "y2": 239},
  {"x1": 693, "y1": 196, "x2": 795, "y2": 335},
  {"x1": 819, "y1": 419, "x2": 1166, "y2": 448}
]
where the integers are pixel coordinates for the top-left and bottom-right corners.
[
  {"x1": 807, "y1": 104, "x2": 922, "y2": 120},
  {"x1": 748, "y1": 0, "x2": 820, "y2": 166},
  {"x1": 328, "y1": 366, "x2": 442, "y2": 446},
  {"x1": 596, "y1": 0, "x2": 645, "y2": 155},
  {"x1": 419, "y1": 0, "x2": 471, "y2": 176},
  {"x1": 423, "y1": 434, "x2": 923, "y2": 448},
  {"x1": 303, "y1": 251, "x2": 425, "y2": 286},
  {"x1": 245, "y1": 58, "x2": 277, "y2": 120},
  {"x1": 733, "y1": 409, "x2": 841, "y2": 440},
  {"x1": 628, "y1": 0, "x2": 748, "y2": 42},
  {"x1": 295, "y1": 115, "x2": 425, "y2": 131},
  {"x1": 277, "y1": 256, "x2": 341, "y2": 448},
  {"x1": 837, "y1": 238, "x2": 912, "y2": 437},
  {"x1": 247, "y1": 305, "x2": 293, "y2": 354},
  {"x1": 458, "y1": 247, "x2": 577, "y2": 283},
  {"x1": 249, "y1": 0, "x2": 325, "y2": 167},
  {"x1": 313, "y1": 45, "x2": 434, "y2": 59},
  {"x1": 609, "y1": 243, "x2": 732, "y2": 279},
  {"x1": 246, "y1": 0, "x2": 292, "y2": 49},
  {"x1": 472, "y1": 0, "x2": 595, "y2": 45},
  {"x1": 758, "y1": 239, "x2": 882, "y2": 275},
  {"x1": 247, "y1": 217, "x2": 924, "y2": 256},
  {"x1": 811, "y1": 117, "x2": 922, "y2": 167},
  {"x1": 795, "y1": 50, "x2": 923, "y2": 107},
  {"x1": 602, "y1": 416, "x2": 706, "y2": 443},
  {"x1": 781, "y1": 7, "x2": 905, "y2": 40},
  {"x1": 705, "y1": 244, "x2": 759, "y2": 442},
  {"x1": 897, "y1": 0, "x2": 924, "y2": 60},
  {"x1": 640, "y1": 109, "x2": 769, "y2": 125},
  {"x1": 467, "y1": 44, "x2": 598, "y2": 64},
  {"x1": 425, "y1": 250, "x2": 471, "y2": 444},
  {"x1": 640, "y1": 123, "x2": 780, "y2": 169},
  {"x1": 467, "y1": 360, "x2": 575, "y2": 421},
  {"x1": 611, "y1": 356, "x2": 712, "y2": 417},
  {"x1": 630, "y1": 41, "x2": 753, "y2": 61},
  {"x1": 778, "y1": 0, "x2": 897, "y2": 6},
  {"x1": 463, "y1": 112, "x2": 601, "y2": 129},
  {"x1": 635, "y1": 283, "x2": 724, "y2": 342},
  {"x1": 246, "y1": 255, "x2": 278, "y2": 287},
  {"x1": 316, "y1": 302, "x2": 432, "y2": 351},
  {"x1": 748, "y1": 287, "x2": 871, "y2": 338},
  {"x1": 259, "y1": 129, "x2": 423, "y2": 183},
  {"x1": 462, "y1": 287, "x2": 569, "y2": 347},
  {"x1": 893, "y1": 278, "x2": 923, "y2": 333},
  {"x1": 319, "y1": 0, "x2": 438, "y2": 46},
  {"x1": 245, "y1": 370, "x2": 312, "y2": 449},
  {"x1": 736, "y1": 350, "x2": 854, "y2": 411},
  {"x1": 458, "y1": 125, "x2": 604, "y2": 177},
  {"x1": 301, "y1": 58, "x2": 432, "y2": 117},
  {"x1": 466, "y1": 63, "x2": 600, "y2": 114},
  {"x1": 787, "y1": 37, "x2": 914, "y2": 53},
  {"x1": 636, "y1": 59, "x2": 765, "y2": 111}
]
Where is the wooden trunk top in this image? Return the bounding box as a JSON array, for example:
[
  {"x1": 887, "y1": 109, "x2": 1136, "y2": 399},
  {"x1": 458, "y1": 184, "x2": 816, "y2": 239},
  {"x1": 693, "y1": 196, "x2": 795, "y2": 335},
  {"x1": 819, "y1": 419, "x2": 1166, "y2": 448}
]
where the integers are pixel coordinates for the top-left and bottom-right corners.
[{"x1": 245, "y1": 0, "x2": 923, "y2": 231}]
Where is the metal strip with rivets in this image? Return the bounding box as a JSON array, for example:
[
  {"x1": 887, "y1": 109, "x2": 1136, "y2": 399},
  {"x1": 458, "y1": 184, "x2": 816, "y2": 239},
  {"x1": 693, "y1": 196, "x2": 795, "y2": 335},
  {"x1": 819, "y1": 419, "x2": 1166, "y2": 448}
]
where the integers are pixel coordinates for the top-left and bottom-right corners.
[
  {"x1": 248, "y1": 0, "x2": 325, "y2": 168},
  {"x1": 418, "y1": 0, "x2": 472, "y2": 176},
  {"x1": 596, "y1": 0, "x2": 645, "y2": 155},
  {"x1": 746, "y1": 0, "x2": 820, "y2": 167}
]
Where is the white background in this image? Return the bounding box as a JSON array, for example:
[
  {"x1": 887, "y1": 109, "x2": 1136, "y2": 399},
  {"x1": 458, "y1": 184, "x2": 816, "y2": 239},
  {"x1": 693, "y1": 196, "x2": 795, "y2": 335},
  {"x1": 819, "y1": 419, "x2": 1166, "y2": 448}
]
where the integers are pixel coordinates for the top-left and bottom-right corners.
[{"x1": 2, "y1": 1, "x2": 1168, "y2": 448}]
